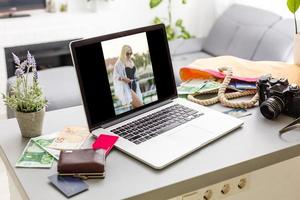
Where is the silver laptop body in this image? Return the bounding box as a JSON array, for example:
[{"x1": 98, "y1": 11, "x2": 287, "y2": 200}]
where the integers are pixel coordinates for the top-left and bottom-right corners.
[{"x1": 70, "y1": 24, "x2": 243, "y2": 169}]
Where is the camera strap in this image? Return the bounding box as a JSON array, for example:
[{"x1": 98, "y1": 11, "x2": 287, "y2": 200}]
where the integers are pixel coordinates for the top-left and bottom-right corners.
[
  {"x1": 187, "y1": 67, "x2": 259, "y2": 109},
  {"x1": 279, "y1": 117, "x2": 300, "y2": 135}
]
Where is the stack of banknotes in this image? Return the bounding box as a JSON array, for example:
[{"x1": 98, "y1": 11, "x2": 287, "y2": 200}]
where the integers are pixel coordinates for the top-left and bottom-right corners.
[
  {"x1": 177, "y1": 79, "x2": 221, "y2": 97},
  {"x1": 177, "y1": 79, "x2": 256, "y2": 97},
  {"x1": 16, "y1": 126, "x2": 90, "y2": 168}
]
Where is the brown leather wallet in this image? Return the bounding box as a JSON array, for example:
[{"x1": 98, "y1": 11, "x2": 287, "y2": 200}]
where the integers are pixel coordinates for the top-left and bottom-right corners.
[{"x1": 57, "y1": 149, "x2": 105, "y2": 179}]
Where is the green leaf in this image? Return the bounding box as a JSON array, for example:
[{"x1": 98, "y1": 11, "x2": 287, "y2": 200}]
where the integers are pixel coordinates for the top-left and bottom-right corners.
[
  {"x1": 181, "y1": 32, "x2": 190, "y2": 39},
  {"x1": 150, "y1": 0, "x2": 163, "y2": 8},
  {"x1": 287, "y1": 0, "x2": 300, "y2": 13},
  {"x1": 175, "y1": 19, "x2": 183, "y2": 27},
  {"x1": 181, "y1": 0, "x2": 187, "y2": 4},
  {"x1": 153, "y1": 17, "x2": 162, "y2": 24},
  {"x1": 166, "y1": 25, "x2": 175, "y2": 40}
]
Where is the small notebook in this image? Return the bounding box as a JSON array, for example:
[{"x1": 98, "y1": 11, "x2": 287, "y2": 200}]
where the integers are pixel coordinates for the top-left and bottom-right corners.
[
  {"x1": 92, "y1": 134, "x2": 119, "y2": 156},
  {"x1": 48, "y1": 174, "x2": 88, "y2": 198}
]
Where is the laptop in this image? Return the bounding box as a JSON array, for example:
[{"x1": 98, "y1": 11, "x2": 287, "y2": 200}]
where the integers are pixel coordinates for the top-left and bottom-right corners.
[{"x1": 70, "y1": 24, "x2": 243, "y2": 169}]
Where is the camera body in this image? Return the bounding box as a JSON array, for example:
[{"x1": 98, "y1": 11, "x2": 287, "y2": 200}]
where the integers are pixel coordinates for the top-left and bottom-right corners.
[{"x1": 257, "y1": 75, "x2": 300, "y2": 119}]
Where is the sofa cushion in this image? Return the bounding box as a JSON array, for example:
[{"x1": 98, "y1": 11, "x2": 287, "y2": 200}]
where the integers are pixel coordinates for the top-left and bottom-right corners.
[
  {"x1": 253, "y1": 19, "x2": 294, "y2": 61},
  {"x1": 202, "y1": 16, "x2": 239, "y2": 56},
  {"x1": 203, "y1": 4, "x2": 281, "y2": 59},
  {"x1": 7, "y1": 66, "x2": 82, "y2": 118},
  {"x1": 168, "y1": 37, "x2": 203, "y2": 56},
  {"x1": 41, "y1": 66, "x2": 82, "y2": 111}
]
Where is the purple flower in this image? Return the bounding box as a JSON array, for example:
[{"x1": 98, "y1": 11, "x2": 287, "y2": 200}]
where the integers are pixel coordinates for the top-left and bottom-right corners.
[
  {"x1": 27, "y1": 51, "x2": 36, "y2": 69},
  {"x1": 15, "y1": 68, "x2": 24, "y2": 77},
  {"x1": 12, "y1": 53, "x2": 20, "y2": 66},
  {"x1": 33, "y1": 68, "x2": 38, "y2": 81},
  {"x1": 20, "y1": 60, "x2": 28, "y2": 70}
]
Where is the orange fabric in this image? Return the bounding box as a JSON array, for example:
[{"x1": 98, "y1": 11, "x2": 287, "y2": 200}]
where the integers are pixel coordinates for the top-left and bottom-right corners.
[
  {"x1": 180, "y1": 68, "x2": 215, "y2": 81},
  {"x1": 180, "y1": 56, "x2": 300, "y2": 85}
]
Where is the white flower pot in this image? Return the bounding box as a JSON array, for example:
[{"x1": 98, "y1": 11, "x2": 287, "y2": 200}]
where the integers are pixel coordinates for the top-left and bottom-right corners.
[
  {"x1": 15, "y1": 108, "x2": 45, "y2": 138},
  {"x1": 294, "y1": 34, "x2": 300, "y2": 66}
]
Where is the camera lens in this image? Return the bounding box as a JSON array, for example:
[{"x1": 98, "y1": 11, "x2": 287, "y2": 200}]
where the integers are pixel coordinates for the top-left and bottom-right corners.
[{"x1": 260, "y1": 96, "x2": 285, "y2": 119}]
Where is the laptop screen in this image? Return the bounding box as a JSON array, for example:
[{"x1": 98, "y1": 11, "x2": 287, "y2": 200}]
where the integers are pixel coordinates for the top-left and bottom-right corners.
[
  {"x1": 102, "y1": 32, "x2": 158, "y2": 115},
  {"x1": 70, "y1": 24, "x2": 177, "y2": 130}
]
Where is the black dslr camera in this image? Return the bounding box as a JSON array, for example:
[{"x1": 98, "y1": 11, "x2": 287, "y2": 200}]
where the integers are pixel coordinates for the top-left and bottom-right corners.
[{"x1": 257, "y1": 75, "x2": 300, "y2": 119}]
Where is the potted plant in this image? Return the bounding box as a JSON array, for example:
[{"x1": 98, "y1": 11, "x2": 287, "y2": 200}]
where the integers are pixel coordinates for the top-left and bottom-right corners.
[
  {"x1": 149, "y1": 0, "x2": 193, "y2": 40},
  {"x1": 2, "y1": 52, "x2": 47, "y2": 138},
  {"x1": 287, "y1": 0, "x2": 300, "y2": 65}
]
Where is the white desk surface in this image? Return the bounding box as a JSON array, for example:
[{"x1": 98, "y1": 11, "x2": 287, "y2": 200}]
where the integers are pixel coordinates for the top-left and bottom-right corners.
[{"x1": 0, "y1": 105, "x2": 300, "y2": 200}]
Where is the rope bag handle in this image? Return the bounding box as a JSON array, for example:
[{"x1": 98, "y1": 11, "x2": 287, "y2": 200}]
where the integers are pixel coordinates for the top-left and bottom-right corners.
[{"x1": 187, "y1": 67, "x2": 259, "y2": 108}]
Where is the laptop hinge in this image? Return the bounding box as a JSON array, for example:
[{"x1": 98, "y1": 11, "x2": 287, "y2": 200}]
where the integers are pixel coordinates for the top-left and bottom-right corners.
[{"x1": 100, "y1": 99, "x2": 174, "y2": 129}]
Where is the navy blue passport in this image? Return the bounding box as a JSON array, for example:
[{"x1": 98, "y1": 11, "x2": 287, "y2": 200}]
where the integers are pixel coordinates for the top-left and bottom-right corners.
[{"x1": 48, "y1": 174, "x2": 89, "y2": 198}]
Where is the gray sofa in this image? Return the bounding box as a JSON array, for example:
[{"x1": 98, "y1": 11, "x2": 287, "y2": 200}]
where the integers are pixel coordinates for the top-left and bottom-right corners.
[
  {"x1": 6, "y1": 66, "x2": 82, "y2": 118},
  {"x1": 6, "y1": 4, "x2": 295, "y2": 118},
  {"x1": 169, "y1": 4, "x2": 294, "y2": 85}
]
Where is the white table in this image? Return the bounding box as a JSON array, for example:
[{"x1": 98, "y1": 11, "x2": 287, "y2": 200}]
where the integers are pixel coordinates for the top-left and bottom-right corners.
[{"x1": 0, "y1": 105, "x2": 300, "y2": 200}]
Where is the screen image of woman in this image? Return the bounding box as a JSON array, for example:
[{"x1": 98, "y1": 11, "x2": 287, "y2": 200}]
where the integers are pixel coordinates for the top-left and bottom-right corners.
[
  {"x1": 113, "y1": 45, "x2": 143, "y2": 109},
  {"x1": 102, "y1": 32, "x2": 158, "y2": 115}
]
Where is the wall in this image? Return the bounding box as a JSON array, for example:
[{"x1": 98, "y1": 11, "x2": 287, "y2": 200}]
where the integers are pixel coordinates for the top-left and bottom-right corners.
[
  {"x1": 214, "y1": 0, "x2": 292, "y2": 18},
  {"x1": 67, "y1": 0, "x2": 217, "y2": 37}
]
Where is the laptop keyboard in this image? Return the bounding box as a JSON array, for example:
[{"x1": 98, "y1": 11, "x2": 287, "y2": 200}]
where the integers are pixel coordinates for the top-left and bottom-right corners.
[{"x1": 111, "y1": 104, "x2": 202, "y2": 145}]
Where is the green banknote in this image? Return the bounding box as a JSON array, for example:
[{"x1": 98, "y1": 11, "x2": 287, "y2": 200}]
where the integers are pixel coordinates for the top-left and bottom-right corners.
[
  {"x1": 199, "y1": 81, "x2": 221, "y2": 92},
  {"x1": 32, "y1": 133, "x2": 60, "y2": 160},
  {"x1": 16, "y1": 139, "x2": 54, "y2": 168},
  {"x1": 177, "y1": 80, "x2": 221, "y2": 95},
  {"x1": 177, "y1": 79, "x2": 207, "y2": 95}
]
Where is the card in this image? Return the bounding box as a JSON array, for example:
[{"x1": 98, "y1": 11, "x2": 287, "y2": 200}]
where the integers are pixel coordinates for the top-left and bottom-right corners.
[
  {"x1": 235, "y1": 82, "x2": 256, "y2": 90},
  {"x1": 92, "y1": 134, "x2": 119, "y2": 156},
  {"x1": 223, "y1": 108, "x2": 252, "y2": 118},
  {"x1": 48, "y1": 174, "x2": 88, "y2": 198}
]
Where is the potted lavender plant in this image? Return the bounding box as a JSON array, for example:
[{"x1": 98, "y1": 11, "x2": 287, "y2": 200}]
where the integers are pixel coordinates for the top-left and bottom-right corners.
[{"x1": 2, "y1": 52, "x2": 47, "y2": 138}]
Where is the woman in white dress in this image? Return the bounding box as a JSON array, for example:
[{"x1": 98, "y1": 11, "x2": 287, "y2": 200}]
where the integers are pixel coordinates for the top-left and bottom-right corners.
[{"x1": 113, "y1": 45, "x2": 143, "y2": 108}]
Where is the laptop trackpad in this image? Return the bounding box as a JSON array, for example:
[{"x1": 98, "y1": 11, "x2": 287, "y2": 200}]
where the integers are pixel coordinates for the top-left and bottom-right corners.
[{"x1": 168, "y1": 125, "x2": 215, "y2": 147}]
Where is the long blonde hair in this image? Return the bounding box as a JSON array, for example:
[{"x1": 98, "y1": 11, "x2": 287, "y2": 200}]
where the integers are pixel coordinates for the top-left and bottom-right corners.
[{"x1": 119, "y1": 45, "x2": 133, "y2": 65}]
